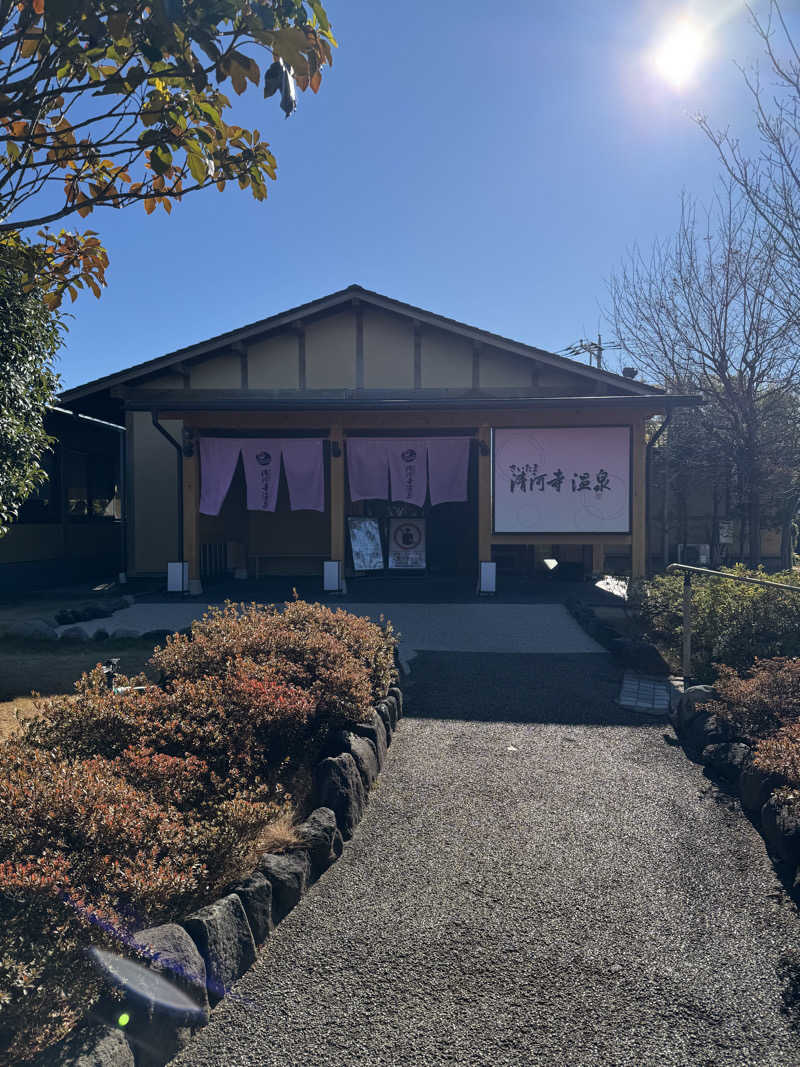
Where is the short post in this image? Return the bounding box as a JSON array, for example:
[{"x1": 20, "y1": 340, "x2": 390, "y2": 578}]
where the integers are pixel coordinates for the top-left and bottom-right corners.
[{"x1": 682, "y1": 570, "x2": 692, "y2": 686}]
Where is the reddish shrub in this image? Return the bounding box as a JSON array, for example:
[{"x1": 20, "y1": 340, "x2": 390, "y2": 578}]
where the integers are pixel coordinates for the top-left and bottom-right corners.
[
  {"x1": 753, "y1": 724, "x2": 800, "y2": 788},
  {"x1": 150, "y1": 599, "x2": 397, "y2": 723},
  {"x1": 707, "y1": 658, "x2": 800, "y2": 744},
  {"x1": 1, "y1": 600, "x2": 397, "y2": 1063},
  {"x1": 0, "y1": 743, "x2": 203, "y2": 1064}
]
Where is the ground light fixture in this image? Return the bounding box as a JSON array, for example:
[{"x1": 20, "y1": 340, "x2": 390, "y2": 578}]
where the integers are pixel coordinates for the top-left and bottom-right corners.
[{"x1": 543, "y1": 558, "x2": 559, "y2": 571}]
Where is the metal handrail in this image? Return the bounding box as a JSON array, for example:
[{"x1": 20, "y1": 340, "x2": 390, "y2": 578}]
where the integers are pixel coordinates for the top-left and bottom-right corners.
[{"x1": 665, "y1": 563, "x2": 800, "y2": 683}]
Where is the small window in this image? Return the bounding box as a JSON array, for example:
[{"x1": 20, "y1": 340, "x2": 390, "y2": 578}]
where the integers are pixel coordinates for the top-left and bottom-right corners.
[
  {"x1": 65, "y1": 450, "x2": 89, "y2": 517},
  {"x1": 89, "y1": 453, "x2": 120, "y2": 518},
  {"x1": 64, "y1": 450, "x2": 121, "y2": 521},
  {"x1": 18, "y1": 448, "x2": 60, "y2": 523}
]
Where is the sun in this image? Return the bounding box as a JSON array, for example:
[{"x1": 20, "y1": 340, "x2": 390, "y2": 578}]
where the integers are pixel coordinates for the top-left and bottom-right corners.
[{"x1": 650, "y1": 16, "x2": 709, "y2": 89}]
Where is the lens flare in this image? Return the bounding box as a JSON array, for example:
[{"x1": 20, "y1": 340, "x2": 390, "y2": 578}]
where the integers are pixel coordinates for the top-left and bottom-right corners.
[{"x1": 651, "y1": 16, "x2": 708, "y2": 89}]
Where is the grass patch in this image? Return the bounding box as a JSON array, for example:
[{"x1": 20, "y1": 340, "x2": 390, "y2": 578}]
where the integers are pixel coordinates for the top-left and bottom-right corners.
[{"x1": 0, "y1": 637, "x2": 159, "y2": 740}]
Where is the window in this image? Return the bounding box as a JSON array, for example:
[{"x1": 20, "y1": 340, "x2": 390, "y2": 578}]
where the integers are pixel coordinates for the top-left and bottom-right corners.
[
  {"x1": 18, "y1": 449, "x2": 60, "y2": 523},
  {"x1": 88, "y1": 453, "x2": 121, "y2": 518},
  {"x1": 64, "y1": 449, "x2": 121, "y2": 521},
  {"x1": 65, "y1": 450, "x2": 89, "y2": 517}
]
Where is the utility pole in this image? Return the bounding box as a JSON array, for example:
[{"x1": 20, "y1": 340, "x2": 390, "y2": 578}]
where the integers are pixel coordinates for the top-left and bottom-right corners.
[{"x1": 559, "y1": 334, "x2": 619, "y2": 370}]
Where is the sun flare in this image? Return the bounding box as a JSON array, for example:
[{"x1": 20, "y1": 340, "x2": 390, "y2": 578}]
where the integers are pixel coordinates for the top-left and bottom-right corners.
[{"x1": 651, "y1": 16, "x2": 708, "y2": 89}]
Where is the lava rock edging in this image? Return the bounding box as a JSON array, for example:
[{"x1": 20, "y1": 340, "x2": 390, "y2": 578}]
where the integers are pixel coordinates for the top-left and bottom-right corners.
[
  {"x1": 564, "y1": 596, "x2": 670, "y2": 675},
  {"x1": 34, "y1": 688, "x2": 404, "y2": 1067}
]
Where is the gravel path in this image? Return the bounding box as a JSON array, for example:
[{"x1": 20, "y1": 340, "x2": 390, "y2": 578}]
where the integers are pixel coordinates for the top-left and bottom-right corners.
[{"x1": 171, "y1": 650, "x2": 800, "y2": 1066}]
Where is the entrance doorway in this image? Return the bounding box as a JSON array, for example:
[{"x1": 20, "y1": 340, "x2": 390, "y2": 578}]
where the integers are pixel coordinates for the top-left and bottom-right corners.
[{"x1": 344, "y1": 436, "x2": 478, "y2": 578}]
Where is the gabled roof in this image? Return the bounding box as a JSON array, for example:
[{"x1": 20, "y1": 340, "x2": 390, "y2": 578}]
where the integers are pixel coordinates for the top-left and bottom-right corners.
[{"x1": 61, "y1": 283, "x2": 662, "y2": 402}]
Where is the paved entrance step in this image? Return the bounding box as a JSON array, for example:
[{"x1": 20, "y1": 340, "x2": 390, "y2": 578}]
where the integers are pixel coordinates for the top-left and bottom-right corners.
[{"x1": 617, "y1": 671, "x2": 683, "y2": 717}]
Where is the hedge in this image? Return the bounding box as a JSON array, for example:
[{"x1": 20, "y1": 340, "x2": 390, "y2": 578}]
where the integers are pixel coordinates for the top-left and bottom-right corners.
[
  {"x1": 628, "y1": 565, "x2": 800, "y2": 681},
  {"x1": 0, "y1": 600, "x2": 397, "y2": 1065}
]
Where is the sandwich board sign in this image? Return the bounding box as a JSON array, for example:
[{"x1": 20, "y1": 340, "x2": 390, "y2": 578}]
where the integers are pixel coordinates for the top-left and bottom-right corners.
[
  {"x1": 348, "y1": 517, "x2": 384, "y2": 571},
  {"x1": 388, "y1": 517, "x2": 426, "y2": 570}
]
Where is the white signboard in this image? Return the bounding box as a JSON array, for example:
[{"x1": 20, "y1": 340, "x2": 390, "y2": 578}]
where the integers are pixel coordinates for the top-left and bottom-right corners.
[
  {"x1": 348, "y1": 518, "x2": 384, "y2": 571},
  {"x1": 388, "y1": 517, "x2": 426, "y2": 569},
  {"x1": 493, "y1": 426, "x2": 631, "y2": 534},
  {"x1": 718, "y1": 520, "x2": 734, "y2": 545}
]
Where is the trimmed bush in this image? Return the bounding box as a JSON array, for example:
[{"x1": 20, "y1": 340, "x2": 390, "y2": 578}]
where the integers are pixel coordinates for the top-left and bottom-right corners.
[
  {"x1": 151, "y1": 599, "x2": 397, "y2": 726},
  {"x1": 0, "y1": 601, "x2": 397, "y2": 1064},
  {"x1": 629, "y1": 566, "x2": 800, "y2": 681},
  {"x1": 707, "y1": 658, "x2": 800, "y2": 746}
]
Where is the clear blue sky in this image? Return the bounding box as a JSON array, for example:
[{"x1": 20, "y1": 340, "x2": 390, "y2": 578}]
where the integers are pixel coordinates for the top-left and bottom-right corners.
[{"x1": 58, "y1": 0, "x2": 787, "y2": 389}]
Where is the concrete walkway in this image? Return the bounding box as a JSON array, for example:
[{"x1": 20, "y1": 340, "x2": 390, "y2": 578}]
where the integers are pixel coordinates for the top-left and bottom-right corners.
[
  {"x1": 170, "y1": 631, "x2": 800, "y2": 1066},
  {"x1": 58, "y1": 601, "x2": 602, "y2": 670}
]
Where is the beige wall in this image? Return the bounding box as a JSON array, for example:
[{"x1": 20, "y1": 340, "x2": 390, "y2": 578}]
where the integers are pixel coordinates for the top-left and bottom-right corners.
[
  {"x1": 130, "y1": 411, "x2": 181, "y2": 574},
  {"x1": 422, "y1": 328, "x2": 472, "y2": 389},
  {"x1": 479, "y1": 346, "x2": 533, "y2": 388},
  {"x1": 305, "y1": 311, "x2": 356, "y2": 389},
  {"x1": 190, "y1": 353, "x2": 240, "y2": 389},
  {"x1": 124, "y1": 307, "x2": 625, "y2": 399},
  {"x1": 363, "y1": 308, "x2": 414, "y2": 388},
  {"x1": 248, "y1": 333, "x2": 299, "y2": 389}
]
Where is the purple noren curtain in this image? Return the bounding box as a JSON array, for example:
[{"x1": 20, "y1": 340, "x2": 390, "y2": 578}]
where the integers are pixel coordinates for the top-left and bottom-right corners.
[
  {"x1": 427, "y1": 437, "x2": 471, "y2": 505},
  {"x1": 240, "y1": 439, "x2": 283, "y2": 512},
  {"x1": 199, "y1": 438, "x2": 243, "y2": 516},
  {"x1": 347, "y1": 438, "x2": 389, "y2": 501},
  {"x1": 386, "y1": 439, "x2": 428, "y2": 507},
  {"x1": 282, "y1": 438, "x2": 325, "y2": 511}
]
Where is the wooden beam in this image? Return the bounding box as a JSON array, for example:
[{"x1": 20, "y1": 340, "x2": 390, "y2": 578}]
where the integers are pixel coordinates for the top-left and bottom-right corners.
[
  {"x1": 413, "y1": 322, "x2": 422, "y2": 390},
  {"x1": 631, "y1": 417, "x2": 646, "y2": 577},
  {"x1": 329, "y1": 424, "x2": 345, "y2": 564},
  {"x1": 183, "y1": 445, "x2": 200, "y2": 581},
  {"x1": 592, "y1": 542, "x2": 605, "y2": 574},
  {"x1": 297, "y1": 329, "x2": 306, "y2": 390},
  {"x1": 477, "y1": 424, "x2": 491, "y2": 564},
  {"x1": 354, "y1": 304, "x2": 364, "y2": 390}
]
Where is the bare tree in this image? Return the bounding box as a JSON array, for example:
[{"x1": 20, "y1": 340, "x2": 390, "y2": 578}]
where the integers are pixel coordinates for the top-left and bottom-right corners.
[
  {"x1": 608, "y1": 186, "x2": 800, "y2": 567},
  {"x1": 698, "y1": 2, "x2": 800, "y2": 304}
]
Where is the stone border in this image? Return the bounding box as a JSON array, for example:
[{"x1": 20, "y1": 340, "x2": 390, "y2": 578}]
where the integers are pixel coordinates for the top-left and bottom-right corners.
[
  {"x1": 670, "y1": 686, "x2": 800, "y2": 892},
  {"x1": 565, "y1": 596, "x2": 672, "y2": 675},
  {"x1": 33, "y1": 686, "x2": 404, "y2": 1066},
  {"x1": 0, "y1": 595, "x2": 141, "y2": 643}
]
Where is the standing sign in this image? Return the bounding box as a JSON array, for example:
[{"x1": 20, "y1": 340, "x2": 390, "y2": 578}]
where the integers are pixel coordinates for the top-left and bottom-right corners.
[
  {"x1": 348, "y1": 518, "x2": 384, "y2": 571},
  {"x1": 718, "y1": 519, "x2": 734, "y2": 545},
  {"x1": 388, "y1": 517, "x2": 426, "y2": 569},
  {"x1": 493, "y1": 426, "x2": 631, "y2": 534}
]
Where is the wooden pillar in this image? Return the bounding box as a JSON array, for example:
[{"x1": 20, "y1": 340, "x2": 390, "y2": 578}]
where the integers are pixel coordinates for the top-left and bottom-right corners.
[
  {"x1": 329, "y1": 425, "x2": 345, "y2": 564},
  {"x1": 477, "y1": 424, "x2": 492, "y2": 567},
  {"x1": 592, "y1": 542, "x2": 605, "y2": 576},
  {"x1": 631, "y1": 418, "x2": 646, "y2": 578},
  {"x1": 183, "y1": 441, "x2": 200, "y2": 582}
]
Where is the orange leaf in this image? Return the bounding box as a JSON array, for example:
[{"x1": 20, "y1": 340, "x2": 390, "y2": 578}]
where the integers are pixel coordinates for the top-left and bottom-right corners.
[{"x1": 143, "y1": 198, "x2": 156, "y2": 214}]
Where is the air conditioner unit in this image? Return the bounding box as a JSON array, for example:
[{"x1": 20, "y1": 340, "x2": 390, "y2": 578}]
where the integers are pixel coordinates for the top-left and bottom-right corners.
[{"x1": 677, "y1": 543, "x2": 710, "y2": 566}]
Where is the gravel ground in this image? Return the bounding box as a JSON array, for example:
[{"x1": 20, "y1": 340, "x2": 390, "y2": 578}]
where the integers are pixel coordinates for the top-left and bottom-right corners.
[{"x1": 170, "y1": 651, "x2": 800, "y2": 1067}]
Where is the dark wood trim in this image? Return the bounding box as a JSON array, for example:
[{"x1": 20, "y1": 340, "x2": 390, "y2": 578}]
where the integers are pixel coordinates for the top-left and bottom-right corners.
[
  {"x1": 414, "y1": 322, "x2": 422, "y2": 390},
  {"x1": 298, "y1": 329, "x2": 307, "y2": 390},
  {"x1": 239, "y1": 348, "x2": 248, "y2": 390},
  {"x1": 116, "y1": 386, "x2": 682, "y2": 415},
  {"x1": 472, "y1": 343, "x2": 481, "y2": 390},
  {"x1": 355, "y1": 304, "x2": 364, "y2": 390}
]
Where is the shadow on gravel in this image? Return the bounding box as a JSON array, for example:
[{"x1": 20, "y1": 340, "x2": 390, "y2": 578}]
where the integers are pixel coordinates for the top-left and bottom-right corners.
[
  {"x1": 778, "y1": 953, "x2": 800, "y2": 1031},
  {"x1": 404, "y1": 650, "x2": 654, "y2": 727}
]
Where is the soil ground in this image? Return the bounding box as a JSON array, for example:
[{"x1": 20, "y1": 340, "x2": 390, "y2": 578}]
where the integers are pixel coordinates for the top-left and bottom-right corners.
[{"x1": 0, "y1": 637, "x2": 159, "y2": 739}]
